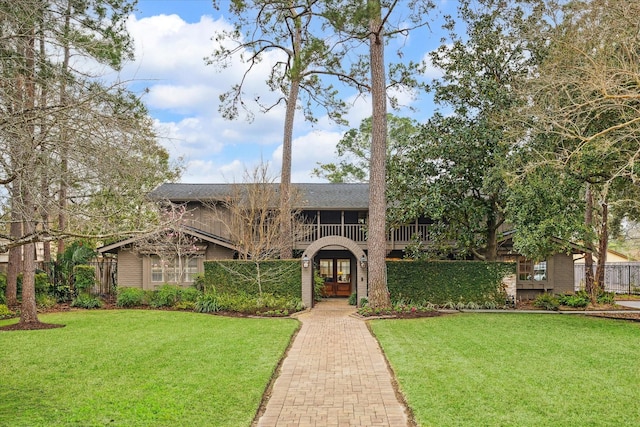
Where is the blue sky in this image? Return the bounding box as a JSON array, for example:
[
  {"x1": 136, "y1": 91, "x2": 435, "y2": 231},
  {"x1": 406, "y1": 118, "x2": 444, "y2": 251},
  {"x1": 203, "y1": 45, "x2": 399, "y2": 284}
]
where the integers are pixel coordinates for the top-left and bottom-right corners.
[{"x1": 119, "y1": 0, "x2": 454, "y2": 183}]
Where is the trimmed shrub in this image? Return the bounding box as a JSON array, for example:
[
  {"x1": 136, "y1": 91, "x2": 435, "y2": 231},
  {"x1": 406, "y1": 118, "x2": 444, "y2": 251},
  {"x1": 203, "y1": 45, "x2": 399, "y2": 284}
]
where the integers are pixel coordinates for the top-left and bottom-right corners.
[
  {"x1": 203, "y1": 260, "x2": 301, "y2": 298},
  {"x1": 116, "y1": 287, "x2": 146, "y2": 307},
  {"x1": 73, "y1": 265, "x2": 96, "y2": 293},
  {"x1": 386, "y1": 260, "x2": 514, "y2": 305}
]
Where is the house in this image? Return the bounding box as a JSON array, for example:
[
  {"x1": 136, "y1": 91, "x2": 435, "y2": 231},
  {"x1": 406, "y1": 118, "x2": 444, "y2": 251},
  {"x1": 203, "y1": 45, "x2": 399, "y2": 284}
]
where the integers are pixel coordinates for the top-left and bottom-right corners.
[
  {"x1": 99, "y1": 183, "x2": 578, "y2": 305},
  {"x1": 0, "y1": 240, "x2": 47, "y2": 274},
  {"x1": 496, "y1": 230, "x2": 582, "y2": 300}
]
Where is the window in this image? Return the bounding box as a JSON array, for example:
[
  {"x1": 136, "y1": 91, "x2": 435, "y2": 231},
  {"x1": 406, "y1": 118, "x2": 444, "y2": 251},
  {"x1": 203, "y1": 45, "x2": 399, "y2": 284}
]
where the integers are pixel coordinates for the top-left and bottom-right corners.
[
  {"x1": 319, "y1": 259, "x2": 333, "y2": 281},
  {"x1": 337, "y1": 259, "x2": 351, "y2": 283},
  {"x1": 518, "y1": 258, "x2": 547, "y2": 281},
  {"x1": 150, "y1": 255, "x2": 199, "y2": 283}
]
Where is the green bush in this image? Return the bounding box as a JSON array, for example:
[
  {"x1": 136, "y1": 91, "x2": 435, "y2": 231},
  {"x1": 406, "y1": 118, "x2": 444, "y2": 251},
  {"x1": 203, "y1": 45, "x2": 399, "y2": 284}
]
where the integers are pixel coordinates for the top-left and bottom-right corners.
[
  {"x1": 36, "y1": 294, "x2": 57, "y2": 309},
  {"x1": 148, "y1": 285, "x2": 202, "y2": 308},
  {"x1": 386, "y1": 260, "x2": 514, "y2": 305},
  {"x1": 116, "y1": 287, "x2": 146, "y2": 307},
  {"x1": 534, "y1": 293, "x2": 560, "y2": 311},
  {"x1": 0, "y1": 273, "x2": 5, "y2": 305},
  {"x1": 203, "y1": 260, "x2": 301, "y2": 298},
  {"x1": 73, "y1": 265, "x2": 96, "y2": 293},
  {"x1": 196, "y1": 291, "x2": 303, "y2": 316},
  {"x1": 150, "y1": 284, "x2": 181, "y2": 308},
  {"x1": 51, "y1": 284, "x2": 73, "y2": 303},
  {"x1": 35, "y1": 272, "x2": 51, "y2": 295},
  {"x1": 558, "y1": 292, "x2": 589, "y2": 308},
  {"x1": 175, "y1": 301, "x2": 196, "y2": 310},
  {"x1": 598, "y1": 292, "x2": 616, "y2": 305},
  {"x1": 180, "y1": 287, "x2": 201, "y2": 303},
  {"x1": 348, "y1": 292, "x2": 357, "y2": 306},
  {"x1": 0, "y1": 304, "x2": 14, "y2": 319},
  {"x1": 314, "y1": 269, "x2": 324, "y2": 302},
  {"x1": 71, "y1": 294, "x2": 103, "y2": 309},
  {"x1": 195, "y1": 293, "x2": 221, "y2": 313}
]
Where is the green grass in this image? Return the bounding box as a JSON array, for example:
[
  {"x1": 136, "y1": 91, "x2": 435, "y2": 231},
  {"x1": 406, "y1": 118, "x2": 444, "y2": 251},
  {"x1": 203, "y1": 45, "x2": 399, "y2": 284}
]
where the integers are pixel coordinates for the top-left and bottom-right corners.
[
  {"x1": 0, "y1": 310, "x2": 298, "y2": 427},
  {"x1": 371, "y1": 313, "x2": 640, "y2": 427}
]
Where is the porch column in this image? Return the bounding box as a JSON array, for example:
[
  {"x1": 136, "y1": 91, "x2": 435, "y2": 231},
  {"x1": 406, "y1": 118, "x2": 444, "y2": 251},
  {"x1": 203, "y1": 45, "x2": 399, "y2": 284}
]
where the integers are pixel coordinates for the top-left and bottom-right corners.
[
  {"x1": 357, "y1": 263, "x2": 368, "y2": 307},
  {"x1": 301, "y1": 258, "x2": 313, "y2": 308}
]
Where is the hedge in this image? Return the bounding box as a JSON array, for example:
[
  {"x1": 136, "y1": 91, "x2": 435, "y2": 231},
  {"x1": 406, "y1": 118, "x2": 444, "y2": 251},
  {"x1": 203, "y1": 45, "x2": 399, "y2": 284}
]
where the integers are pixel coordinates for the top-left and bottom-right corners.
[
  {"x1": 387, "y1": 260, "x2": 515, "y2": 304},
  {"x1": 201, "y1": 259, "x2": 513, "y2": 304},
  {"x1": 203, "y1": 260, "x2": 301, "y2": 298}
]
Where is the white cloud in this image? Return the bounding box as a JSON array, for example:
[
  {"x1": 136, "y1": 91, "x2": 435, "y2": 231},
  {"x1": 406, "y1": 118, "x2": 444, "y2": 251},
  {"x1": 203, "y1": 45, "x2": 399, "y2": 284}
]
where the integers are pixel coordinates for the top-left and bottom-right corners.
[
  {"x1": 119, "y1": 9, "x2": 439, "y2": 184},
  {"x1": 271, "y1": 130, "x2": 345, "y2": 182}
]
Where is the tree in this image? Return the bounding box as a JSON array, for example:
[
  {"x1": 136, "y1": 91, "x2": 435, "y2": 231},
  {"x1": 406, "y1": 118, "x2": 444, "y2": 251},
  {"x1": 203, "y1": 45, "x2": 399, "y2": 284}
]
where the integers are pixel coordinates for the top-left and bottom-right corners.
[
  {"x1": 133, "y1": 204, "x2": 202, "y2": 287},
  {"x1": 207, "y1": 163, "x2": 308, "y2": 295},
  {"x1": 321, "y1": 0, "x2": 434, "y2": 308},
  {"x1": 312, "y1": 114, "x2": 419, "y2": 183},
  {"x1": 509, "y1": 0, "x2": 640, "y2": 301},
  {"x1": 0, "y1": 0, "x2": 179, "y2": 327},
  {"x1": 208, "y1": 0, "x2": 349, "y2": 259},
  {"x1": 387, "y1": 0, "x2": 551, "y2": 261}
]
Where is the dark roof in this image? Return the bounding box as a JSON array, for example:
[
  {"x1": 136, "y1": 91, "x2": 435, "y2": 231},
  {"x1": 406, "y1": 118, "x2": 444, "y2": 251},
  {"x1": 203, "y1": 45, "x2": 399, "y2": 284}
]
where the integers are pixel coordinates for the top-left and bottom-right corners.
[{"x1": 148, "y1": 183, "x2": 370, "y2": 210}]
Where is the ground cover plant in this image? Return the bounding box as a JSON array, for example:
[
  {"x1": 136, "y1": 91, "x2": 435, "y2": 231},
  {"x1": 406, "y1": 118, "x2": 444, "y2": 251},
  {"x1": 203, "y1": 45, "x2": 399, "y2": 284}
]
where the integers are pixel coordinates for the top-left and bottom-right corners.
[
  {"x1": 0, "y1": 310, "x2": 298, "y2": 426},
  {"x1": 371, "y1": 313, "x2": 640, "y2": 426}
]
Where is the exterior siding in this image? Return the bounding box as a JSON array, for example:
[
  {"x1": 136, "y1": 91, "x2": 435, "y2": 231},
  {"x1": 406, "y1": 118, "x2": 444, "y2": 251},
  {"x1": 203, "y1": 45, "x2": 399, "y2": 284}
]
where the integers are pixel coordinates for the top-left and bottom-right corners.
[
  {"x1": 118, "y1": 243, "x2": 235, "y2": 291},
  {"x1": 117, "y1": 249, "x2": 143, "y2": 288},
  {"x1": 184, "y1": 202, "x2": 231, "y2": 240},
  {"x1": 206, "y1": 244, "x2": 235, "y2": 260},
  {"x1": 517, "y1": 253, "x2": 575, "y2": 300},
  {"x1": 550, "y1": 253, "x2": 575, "y2": 294}
]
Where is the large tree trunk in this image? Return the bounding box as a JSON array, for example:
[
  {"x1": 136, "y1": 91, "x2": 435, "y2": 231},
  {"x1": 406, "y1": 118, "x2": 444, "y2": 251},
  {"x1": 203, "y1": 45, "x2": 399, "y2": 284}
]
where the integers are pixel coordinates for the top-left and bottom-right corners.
[
  {"x1": 279, "y1": 77, "x2": 299, "y2": 260},
  {"x1": 584, "y1": 183, "x2": 596, "y2": 301},
  {"x1": 57, "y1": 0, "x2": 72, "y2": 256},
  {"x1": 367, "y1": 0, "x2": 390, "y2": 309},
  {"x1": 594, "y1": 201, "x2": 608, "y2": 295},
  {"x1": 18, "y1": 22, "x2": 40, "y2": 324},
  {"x1": 278, "y1": 8, "x2": 303, "y2": 260},
  {"x1": 6, "y1": 210, "x2": 22, "y2": 307}
]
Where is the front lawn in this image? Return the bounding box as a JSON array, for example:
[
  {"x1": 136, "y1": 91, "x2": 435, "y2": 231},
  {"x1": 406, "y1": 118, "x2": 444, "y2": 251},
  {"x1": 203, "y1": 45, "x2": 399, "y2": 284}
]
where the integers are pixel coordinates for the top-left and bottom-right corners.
[
  {"x1": 371, "y1": 313, "x2": 640, "y2": 426},
  {"x1": 0, "y1": 310, "x2": 298, "y2": 426}
]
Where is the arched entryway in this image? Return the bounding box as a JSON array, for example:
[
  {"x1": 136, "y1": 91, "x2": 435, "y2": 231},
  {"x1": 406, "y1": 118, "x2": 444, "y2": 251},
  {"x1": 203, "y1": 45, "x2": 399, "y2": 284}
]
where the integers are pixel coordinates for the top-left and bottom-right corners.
[{"x1": 301, "y1": 236, "x2": 368, "y2": 308}]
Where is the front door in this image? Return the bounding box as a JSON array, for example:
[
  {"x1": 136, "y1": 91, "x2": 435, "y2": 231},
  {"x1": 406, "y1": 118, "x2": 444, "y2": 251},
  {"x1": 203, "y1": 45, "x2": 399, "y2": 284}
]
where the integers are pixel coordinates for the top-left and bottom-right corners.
[{"x1": 319, "y1": 258, "x2": 352, "y2": 297}]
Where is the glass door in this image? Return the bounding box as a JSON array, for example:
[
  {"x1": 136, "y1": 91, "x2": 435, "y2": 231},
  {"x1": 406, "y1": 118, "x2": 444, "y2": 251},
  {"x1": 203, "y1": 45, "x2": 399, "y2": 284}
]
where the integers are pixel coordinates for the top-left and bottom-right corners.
[
  {"x1": 319, "y1": 258, "x2": 352, "y2": 297},
  {"x1": 319, "y1": 259, "x2": 335, "y2": 296}
]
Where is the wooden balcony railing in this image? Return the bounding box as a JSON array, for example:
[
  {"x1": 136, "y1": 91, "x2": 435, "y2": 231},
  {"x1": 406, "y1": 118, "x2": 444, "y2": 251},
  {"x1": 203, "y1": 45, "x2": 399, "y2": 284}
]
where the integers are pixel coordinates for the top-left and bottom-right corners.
[{"x1": 298, "y1": 223, "x2": 429, "y2": 245}]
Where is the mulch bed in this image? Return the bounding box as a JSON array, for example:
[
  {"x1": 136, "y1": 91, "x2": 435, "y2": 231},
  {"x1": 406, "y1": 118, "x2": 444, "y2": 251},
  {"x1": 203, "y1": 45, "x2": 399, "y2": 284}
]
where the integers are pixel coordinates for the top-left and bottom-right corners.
[{"x1": 0, "y1": 322, "x2": 65, "y2": 331}]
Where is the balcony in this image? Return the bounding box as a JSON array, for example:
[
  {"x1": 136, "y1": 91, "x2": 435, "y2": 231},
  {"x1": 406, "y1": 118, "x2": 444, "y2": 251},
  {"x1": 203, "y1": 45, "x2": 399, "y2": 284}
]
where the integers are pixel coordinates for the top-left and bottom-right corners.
[{"x1": 296, "y1": 223, "x2": 430, "y2": 250}]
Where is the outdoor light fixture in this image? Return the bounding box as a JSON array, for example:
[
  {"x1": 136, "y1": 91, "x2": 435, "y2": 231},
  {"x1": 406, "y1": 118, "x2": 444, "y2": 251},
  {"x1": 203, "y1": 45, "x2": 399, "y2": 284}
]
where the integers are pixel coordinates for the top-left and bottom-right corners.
[
  {"x1": 360, "y1": 254, "x2": 367, "y2": 268},
  {"x1": 302, "y1": 255, "x2": 310, "y2": 268}
]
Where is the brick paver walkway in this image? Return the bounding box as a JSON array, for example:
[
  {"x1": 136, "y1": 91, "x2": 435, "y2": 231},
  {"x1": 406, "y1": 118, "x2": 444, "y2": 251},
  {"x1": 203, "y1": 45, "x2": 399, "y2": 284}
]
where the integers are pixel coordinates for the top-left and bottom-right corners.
[{"x1": 256, "y1": 299, "x2": 409, "y2": 427}]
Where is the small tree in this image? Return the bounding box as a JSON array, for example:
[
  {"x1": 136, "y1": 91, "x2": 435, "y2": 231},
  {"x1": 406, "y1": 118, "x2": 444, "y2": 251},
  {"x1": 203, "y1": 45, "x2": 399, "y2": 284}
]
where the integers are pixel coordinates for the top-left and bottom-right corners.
[
  {"x1": 132, "y1": 204, "x2": 201, "y2": 287},
  {"x1": 207, "y1": 163, "x2": 309, "y2": 295}
]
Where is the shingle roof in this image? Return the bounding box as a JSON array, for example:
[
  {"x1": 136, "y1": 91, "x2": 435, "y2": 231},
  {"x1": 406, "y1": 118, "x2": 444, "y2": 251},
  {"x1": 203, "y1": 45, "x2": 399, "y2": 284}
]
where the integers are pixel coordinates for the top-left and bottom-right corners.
[{"x1": 148, "y1": 183, "x2": 370, "y2": 210}]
